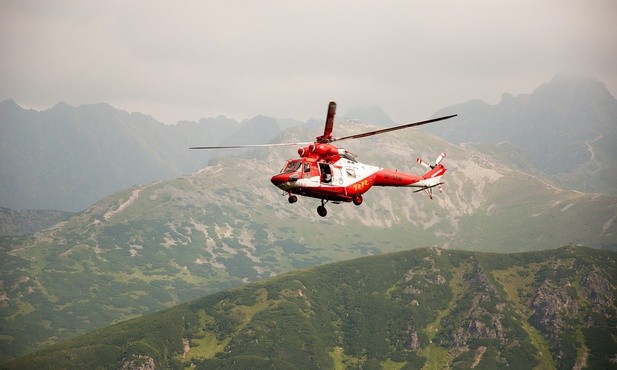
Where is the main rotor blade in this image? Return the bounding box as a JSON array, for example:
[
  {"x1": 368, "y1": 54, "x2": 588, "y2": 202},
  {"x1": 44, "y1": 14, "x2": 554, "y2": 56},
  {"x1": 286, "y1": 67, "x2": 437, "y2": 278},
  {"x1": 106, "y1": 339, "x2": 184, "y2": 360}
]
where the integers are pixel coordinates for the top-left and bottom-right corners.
[
  {"x1": 323, "y1": 101, "x2": 337, "y2": 140},
  {"x1": 332, "y1": 114, "x2": 457, "y2": 142},
  {"x1": 190, "y1": 142, "x2": 311, "y2": 150}
]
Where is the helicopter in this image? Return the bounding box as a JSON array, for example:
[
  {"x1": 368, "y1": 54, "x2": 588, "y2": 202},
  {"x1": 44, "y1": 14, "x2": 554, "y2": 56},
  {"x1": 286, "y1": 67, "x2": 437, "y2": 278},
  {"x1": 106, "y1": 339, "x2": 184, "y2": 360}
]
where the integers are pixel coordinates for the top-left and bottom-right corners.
[{"x1": 190, "y1": 102, "x2": 456, "y2": 217}]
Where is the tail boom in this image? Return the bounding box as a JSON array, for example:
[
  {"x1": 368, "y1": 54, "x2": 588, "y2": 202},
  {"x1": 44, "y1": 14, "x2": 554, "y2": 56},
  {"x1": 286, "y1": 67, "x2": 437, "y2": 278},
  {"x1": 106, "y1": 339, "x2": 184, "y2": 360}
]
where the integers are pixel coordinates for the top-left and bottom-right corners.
[
  {"x1": 372, "y1": 163, "x2": 446, "y2": 200},
  {"x1": 373, "y1": 164, "x2": 446, "y2": 188}
]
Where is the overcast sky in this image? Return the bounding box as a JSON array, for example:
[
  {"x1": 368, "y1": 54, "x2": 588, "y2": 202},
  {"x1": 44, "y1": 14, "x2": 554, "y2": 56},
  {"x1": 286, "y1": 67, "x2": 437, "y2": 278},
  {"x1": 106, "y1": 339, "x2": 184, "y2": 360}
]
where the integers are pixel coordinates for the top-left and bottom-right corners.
[{"x1": 1, "y1": 0, "x2": 616, "y2": 124}]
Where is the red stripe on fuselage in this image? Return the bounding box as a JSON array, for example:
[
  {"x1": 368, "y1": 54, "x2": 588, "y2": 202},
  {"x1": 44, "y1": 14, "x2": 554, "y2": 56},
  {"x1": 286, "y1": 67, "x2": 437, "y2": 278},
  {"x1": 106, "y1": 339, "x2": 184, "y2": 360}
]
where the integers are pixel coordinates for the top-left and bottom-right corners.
[{"x1": 290, "y1": 186, "x2": 353, "y2": 203}]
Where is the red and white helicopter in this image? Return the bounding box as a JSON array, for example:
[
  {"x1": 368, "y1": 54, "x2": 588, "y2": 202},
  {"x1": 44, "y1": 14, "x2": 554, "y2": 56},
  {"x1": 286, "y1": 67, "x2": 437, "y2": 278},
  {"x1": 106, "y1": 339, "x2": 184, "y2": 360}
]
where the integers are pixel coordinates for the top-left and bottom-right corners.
[{"x1": 191, "y1": 102, "x2": 456, "y2": 217}]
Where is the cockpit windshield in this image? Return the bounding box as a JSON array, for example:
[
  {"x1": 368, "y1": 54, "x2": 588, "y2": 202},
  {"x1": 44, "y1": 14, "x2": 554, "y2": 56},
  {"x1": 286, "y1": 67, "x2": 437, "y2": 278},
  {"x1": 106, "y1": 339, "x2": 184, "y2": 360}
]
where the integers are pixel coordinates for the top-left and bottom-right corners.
[{"x1": 280, "y1": 160, "x2": 302, "y2": 173}]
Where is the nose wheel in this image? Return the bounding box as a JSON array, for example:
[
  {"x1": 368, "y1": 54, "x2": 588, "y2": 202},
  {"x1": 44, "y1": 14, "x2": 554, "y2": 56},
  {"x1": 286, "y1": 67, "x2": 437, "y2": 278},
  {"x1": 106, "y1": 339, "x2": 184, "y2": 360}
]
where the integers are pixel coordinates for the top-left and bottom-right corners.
[{"x1": 288, "y1": 195, "x2": 298, "y2": 203}]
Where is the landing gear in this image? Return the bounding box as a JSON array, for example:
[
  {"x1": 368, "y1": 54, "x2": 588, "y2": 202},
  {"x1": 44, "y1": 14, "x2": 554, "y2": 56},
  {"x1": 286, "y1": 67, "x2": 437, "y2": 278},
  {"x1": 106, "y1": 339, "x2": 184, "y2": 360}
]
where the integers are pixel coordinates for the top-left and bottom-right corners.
[
  {"x1": 288, "y1": 195, "x2": 298, "y2": 203},
  {"x1": 353, "y1": 195, "x2": 363, "y2": 206},
  {"x1": 317, "y1": 199, "x2": 328, "y2": 217},
  {"x1": 317, "y1": 205, "x2": 327, "y2": 217}
]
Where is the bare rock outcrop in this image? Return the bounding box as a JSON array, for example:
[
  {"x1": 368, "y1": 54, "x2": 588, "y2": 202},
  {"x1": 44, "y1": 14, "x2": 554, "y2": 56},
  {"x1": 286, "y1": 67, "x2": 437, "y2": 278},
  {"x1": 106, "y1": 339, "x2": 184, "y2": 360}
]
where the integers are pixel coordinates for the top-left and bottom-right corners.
[{"x1": 529, "y1": 280, "x2": 579, "y2": 339}]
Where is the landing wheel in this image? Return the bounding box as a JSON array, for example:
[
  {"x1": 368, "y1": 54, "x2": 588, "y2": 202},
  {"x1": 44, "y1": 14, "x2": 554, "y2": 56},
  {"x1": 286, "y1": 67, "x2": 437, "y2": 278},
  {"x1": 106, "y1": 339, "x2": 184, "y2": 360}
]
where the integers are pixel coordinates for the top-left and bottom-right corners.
[
  {"x1": 317, "y1": 205, "x2": 327, "y2": 217},
  {"x1": 353, "y1": 195, "x2": 363, "y2": 206},
  {"x1": 288, "y1": 195, "x2": 298, "y2": 204}
]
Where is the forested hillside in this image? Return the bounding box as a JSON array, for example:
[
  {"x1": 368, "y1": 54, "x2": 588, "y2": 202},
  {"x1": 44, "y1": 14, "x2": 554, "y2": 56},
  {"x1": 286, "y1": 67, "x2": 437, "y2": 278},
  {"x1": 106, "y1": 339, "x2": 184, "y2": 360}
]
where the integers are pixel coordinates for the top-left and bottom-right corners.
[{"x1": 5, "y1": 247, "x2": 616, "y2": 369}]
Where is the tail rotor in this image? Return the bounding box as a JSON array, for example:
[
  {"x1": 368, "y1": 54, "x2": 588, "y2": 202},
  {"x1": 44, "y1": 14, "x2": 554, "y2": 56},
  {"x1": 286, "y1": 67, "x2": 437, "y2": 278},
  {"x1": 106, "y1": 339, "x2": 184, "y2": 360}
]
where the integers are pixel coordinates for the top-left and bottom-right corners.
[
  {"x1": 416, "y1": 157, "x2": 431, "y2": 169},
  {"x1": 415, "y1": 152, "x2": 447, "y2": 199},
  {"x1": 416, "y1": 152, "x2": 446, "y2": 169}
]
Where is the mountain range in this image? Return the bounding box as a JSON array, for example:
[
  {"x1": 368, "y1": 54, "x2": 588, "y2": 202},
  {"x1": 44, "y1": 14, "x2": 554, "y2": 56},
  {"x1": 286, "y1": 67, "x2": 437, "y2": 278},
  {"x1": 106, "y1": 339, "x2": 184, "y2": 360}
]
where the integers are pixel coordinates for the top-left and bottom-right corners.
[
  {"x1": 1, "y1": 73, "x2": 615, "y2": 213},
  {"x1": 1, "y1": 113, "x2": 615, "y2": 363},
  {"x1": 1, "y1": 74, "x2": 616, "y2": 364},
  {"x1": 4, "y1": 246, "x2": 616, "y2": 369},
  {"x1": 0, "y1": 100, "x2": 295, "y2": 212}
]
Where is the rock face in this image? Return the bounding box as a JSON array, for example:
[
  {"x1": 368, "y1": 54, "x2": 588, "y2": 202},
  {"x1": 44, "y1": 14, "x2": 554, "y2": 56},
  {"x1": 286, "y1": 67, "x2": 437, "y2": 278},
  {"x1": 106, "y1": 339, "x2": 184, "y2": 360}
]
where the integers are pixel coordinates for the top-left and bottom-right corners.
[
  {"x1": 530, "y1": 280, "x2": 579, "y2": 339},
  {"x1": 119, "y1": 355, "x2": 155, "y2": 370},
  {"x1": 581, "y1": 268, "x2": 614, "y2": 315},
  {"x1": 404, "y1": 323, "x2": 420, "y2": 350},
  {"x1": 439, "y1": 260, "x2": 508, "y2": 350},
  {"x1": 518, "y1": 255, "x2": 617, "y2": 369}
]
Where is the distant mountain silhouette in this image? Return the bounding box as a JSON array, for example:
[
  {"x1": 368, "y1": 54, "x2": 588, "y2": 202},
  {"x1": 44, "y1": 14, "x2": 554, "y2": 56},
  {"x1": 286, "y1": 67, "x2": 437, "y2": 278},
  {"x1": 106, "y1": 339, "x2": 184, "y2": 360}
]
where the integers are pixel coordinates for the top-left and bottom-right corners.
[
  {"x1": 344, "y1": 104, "x2": 395, "y2": 125},
  {"x1": 0, "y1": 101, "x2": 283, "y2": 211},
  {"x1": 426, "y1": 73, "x2": 617, "y2": 194}
]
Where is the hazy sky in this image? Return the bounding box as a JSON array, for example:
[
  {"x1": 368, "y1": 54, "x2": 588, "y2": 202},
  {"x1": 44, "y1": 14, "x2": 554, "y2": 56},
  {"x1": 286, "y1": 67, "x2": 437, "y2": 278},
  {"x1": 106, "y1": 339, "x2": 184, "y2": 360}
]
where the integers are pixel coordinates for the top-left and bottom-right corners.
[{"x1": 1, "y1": 0, "x2": 616, "y2": 124}]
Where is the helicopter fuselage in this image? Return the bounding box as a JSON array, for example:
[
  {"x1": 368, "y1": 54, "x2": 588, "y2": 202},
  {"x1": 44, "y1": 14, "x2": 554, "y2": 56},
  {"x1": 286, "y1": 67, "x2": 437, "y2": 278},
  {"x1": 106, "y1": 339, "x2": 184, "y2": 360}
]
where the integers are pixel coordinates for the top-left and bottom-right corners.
[{"x1": 270, "y1": 143, "x2": 446, "y2": 204}]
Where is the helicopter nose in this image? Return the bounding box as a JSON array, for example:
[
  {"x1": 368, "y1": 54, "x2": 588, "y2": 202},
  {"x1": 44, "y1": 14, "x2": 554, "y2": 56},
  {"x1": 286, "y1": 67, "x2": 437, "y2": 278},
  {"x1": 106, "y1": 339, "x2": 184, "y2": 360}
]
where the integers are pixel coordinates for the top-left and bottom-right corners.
[
  {"x1": 270, "y1": 173, "x2": 289, "y2": 188},
  {"x1": 271, "y1": 173, "x2": 299, "y2": 189}
]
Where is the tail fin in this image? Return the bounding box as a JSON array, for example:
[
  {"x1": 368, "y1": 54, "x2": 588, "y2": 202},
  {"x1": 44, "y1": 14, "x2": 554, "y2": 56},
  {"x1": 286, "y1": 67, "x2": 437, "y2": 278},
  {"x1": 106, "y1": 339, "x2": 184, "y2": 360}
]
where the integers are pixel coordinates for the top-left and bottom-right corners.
[{"x1": 417, "y1": 152, "x2": 445, "y2": 170}]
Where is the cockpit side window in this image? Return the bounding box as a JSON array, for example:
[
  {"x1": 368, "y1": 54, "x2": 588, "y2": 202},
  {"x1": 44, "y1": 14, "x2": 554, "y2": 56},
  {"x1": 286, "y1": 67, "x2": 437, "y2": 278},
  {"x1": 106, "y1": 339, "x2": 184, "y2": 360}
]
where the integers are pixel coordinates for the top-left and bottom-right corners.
[{"x1": 280, "y1": 160, "x2": 302, "y2": 173}]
